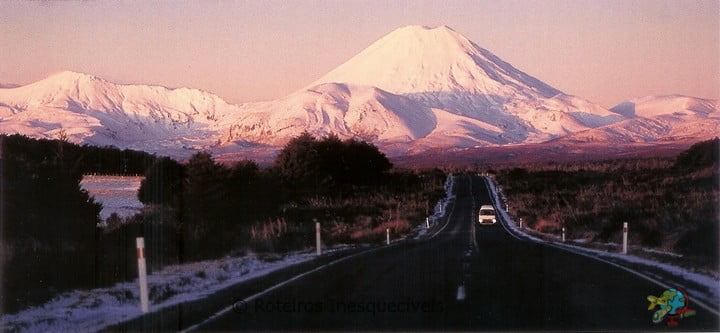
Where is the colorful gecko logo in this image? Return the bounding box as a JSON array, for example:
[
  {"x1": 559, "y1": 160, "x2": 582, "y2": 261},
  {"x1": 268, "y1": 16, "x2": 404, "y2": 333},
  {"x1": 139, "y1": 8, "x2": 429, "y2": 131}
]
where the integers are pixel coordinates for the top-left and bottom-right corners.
[{"x1": 647, "y1": 288, "x2": 696, "y2": 327}]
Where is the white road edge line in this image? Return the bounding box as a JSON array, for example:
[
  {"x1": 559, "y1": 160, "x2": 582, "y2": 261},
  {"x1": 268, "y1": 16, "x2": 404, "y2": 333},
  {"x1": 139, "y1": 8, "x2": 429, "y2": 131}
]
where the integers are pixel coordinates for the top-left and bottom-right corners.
[
  {"x1": 428, "y1": 175, "x2": 459, "y2": 240},
  {"x1": 544, "y1": 241, "x2": 720, "y2": 317},
  {"x1": 183, "y1": 174, "x2": 461, "y2": 332},
  {"x1": 483, "y1": 176, "x2": 720, "y2": 317},
  {"x1": 180, "y1": 244, "x2": 399, "y2": 332}
]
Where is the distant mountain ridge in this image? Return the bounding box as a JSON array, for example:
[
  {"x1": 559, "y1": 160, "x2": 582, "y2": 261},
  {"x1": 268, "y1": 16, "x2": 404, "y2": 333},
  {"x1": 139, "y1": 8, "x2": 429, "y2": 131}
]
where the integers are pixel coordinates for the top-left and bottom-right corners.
[
  {"x1": 559, "y1": 95, "x2": 719, "y2": 144},
  {"x1": 0, "y1": 26, "x2": 717, "y2": 159},
  {"x1": 0, "y1": 71, "x2": 237, "y2": 154}
]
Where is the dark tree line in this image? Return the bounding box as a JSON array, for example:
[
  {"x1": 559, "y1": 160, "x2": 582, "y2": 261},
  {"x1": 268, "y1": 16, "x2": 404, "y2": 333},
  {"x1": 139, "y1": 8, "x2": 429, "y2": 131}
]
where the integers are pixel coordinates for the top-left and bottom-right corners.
[
  {"x1": 2, "y1": 132, "x2": 401, "y2": 313},
  {"x1": 135, "y1": 133, "x2": 394, "y2": 261},
  {"x1": 274, "y1": 133, "x2": 392, "y2": 194},
  {"x1": 0, "y1": 135, "x2": 159, "y2": 312},
  {"x1": 1, "y1": 134, "x2": 158, "y2": 176}
]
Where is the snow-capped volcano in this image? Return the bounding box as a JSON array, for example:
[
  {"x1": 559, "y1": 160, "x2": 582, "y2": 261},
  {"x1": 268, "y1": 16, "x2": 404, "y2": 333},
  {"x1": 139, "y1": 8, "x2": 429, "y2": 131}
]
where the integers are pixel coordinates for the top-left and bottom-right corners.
[
  {"x1": 313, "y1": 25, "x2": 560, "y2": 98},
  {"x1": 221, "y1": 25, "x2": 628, "y2": 149},
  {"x1": 0, "y1": 26, "x2": 716, "y2": 160},
  {"x1": 305, "y1": 25, "x2": 624, "y2": 141}
]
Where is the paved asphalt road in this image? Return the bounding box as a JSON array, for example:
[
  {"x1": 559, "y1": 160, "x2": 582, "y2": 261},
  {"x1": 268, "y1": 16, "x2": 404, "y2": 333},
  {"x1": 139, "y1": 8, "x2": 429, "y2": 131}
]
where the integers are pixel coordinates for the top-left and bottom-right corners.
[{"x1": 194, "y1": 174, "x2": 718, "y2": 331}]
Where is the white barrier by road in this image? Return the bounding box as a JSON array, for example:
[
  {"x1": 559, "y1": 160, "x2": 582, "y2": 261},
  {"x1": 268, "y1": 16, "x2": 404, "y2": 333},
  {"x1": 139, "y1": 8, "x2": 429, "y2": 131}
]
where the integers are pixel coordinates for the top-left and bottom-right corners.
[
  {"x1": 316, "y1": 222, "x2": 322, "y2": 256},
  {"x1": 136, "y1": 237, "x2": 149, "y2": 313},
  {"x1": 622, "y1": 222, "x2": 628, "y2": 254}
]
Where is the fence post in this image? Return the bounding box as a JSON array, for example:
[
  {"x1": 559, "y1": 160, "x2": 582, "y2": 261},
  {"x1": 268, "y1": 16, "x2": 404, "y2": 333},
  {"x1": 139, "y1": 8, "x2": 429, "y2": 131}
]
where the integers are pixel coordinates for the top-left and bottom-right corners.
[
  {"x1": 136, "y1": 237, "x2": 149, "y2": 313},
  {"x1": 316, "y1": 222, "x2": 322, "y2": 256},
  {"x1": 622, "y1": 222, "x2": 628, "y2": 254}
]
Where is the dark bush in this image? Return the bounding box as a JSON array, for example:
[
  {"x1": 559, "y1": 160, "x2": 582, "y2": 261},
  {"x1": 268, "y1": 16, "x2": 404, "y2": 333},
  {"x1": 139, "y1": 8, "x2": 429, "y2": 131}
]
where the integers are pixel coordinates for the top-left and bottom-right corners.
[
  {"x1": 675, "y1": 221, "x2": 719, "y2": 261},
  {"x1": 675, "y1": 137, "x2": 719, "y2": 170},
  {"x1": 273, "y1": 133, "x2": 392, "y2": 196},
  {"x1": 1, "y1": 135, "x2": 102, "y2": 313},
  {"x1": 138, "y1": 157, "x2": 184, "y2": 205}
]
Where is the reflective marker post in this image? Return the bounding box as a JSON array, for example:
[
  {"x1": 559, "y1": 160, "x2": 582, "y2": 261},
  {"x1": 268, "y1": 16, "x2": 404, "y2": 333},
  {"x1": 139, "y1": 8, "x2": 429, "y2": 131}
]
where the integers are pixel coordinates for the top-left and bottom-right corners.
[
  {"x1": 316, "y1": 222, "x2": 322, "y2": 256},
  {"x1": 519, "y1": 218, "x2": 523, "y2": 229},
  {"x1": 561, "y1": 227, "x2": 566, "y2": 242},
  {"x1": 456, "y1": 284, "x2": 466, "y2": 301},
  {"x1": 136, "y1": 237, "x2": 149, "y2": 313},
  {"x1": 622, "y1": 222, "x2": 628, "y2": 254},
  {"x1": 386, "y1": 228, "x2": 390, "y2": 245},
  {"x1": 426, "y1": 217, "x2": 430, "y2": 229}
]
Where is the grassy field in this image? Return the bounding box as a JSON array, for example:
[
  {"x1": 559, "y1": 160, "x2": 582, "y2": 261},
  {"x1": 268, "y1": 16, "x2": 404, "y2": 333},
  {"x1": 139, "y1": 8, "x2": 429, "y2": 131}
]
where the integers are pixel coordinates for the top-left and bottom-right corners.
[
  {"x1": 246, "y1": 170, "x2": 448, "y2": 251},
  {"x1": 493, "y1": 139, "x2": 718, "y2": 266}
]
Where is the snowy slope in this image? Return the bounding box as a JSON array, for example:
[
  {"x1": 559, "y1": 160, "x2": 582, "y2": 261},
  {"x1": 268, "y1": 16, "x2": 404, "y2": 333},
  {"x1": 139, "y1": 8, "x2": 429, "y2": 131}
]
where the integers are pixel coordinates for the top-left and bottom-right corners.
[
  {"x1": 0, "y1": 71, "x2": 238, "y2": 156},
  {"x1": 560, "y1": 95, "x2": 719, "y2": 143},
  {"x1": 219, "y1": 83, "x2": 437, "y2": 146},
  {"x1": 310, "y1": 25, "x2": 624, "y2": 141},
  {"x1": 221, "y1": 25, "x2": 625, "y2": 151},
  {"x1": 312, "y1": 25, "x2": 560, "y2": 98},
  {"x1": 611, "y1": 95, "x2": 718, "y2": 118}
]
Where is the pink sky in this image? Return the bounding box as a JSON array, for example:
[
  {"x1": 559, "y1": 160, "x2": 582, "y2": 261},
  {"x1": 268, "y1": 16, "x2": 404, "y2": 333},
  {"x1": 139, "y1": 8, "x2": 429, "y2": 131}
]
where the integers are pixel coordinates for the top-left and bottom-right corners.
[{"x1": 0, "y1": 0, "x2": 717, "y2": 108}]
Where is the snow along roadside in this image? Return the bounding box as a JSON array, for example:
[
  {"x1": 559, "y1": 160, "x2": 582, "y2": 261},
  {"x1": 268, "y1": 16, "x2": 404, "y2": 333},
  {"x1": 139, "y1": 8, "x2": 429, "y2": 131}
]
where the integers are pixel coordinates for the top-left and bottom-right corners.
[
  {"x1": 483, "y1": 176, "x2": 720, "y2": 315},
  {"x1": 414, "y1": 174, "x2": 456, "y2": 238},
  {"x1": 0, "y1": 248, "x2": 356, "y2": 333},
  {"x1": 1, "y1": 176, "x2": 459, "y2": 333}
]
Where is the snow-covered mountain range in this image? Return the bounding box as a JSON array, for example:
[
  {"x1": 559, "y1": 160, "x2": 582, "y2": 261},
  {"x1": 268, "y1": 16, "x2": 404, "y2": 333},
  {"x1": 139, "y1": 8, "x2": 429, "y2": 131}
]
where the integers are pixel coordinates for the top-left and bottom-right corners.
[
  {"x1": 556, "y1": 95, "x2": 719, "y2": 144},
  {"x1": 0, "y1": 25, "x2": 716, "y2": 159}
]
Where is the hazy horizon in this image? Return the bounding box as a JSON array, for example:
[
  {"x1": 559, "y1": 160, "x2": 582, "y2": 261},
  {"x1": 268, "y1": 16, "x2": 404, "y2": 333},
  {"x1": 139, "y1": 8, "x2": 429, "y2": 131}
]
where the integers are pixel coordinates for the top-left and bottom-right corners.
[{"x1": 1, "y1": 0, "x2": 717, "y2": 108}]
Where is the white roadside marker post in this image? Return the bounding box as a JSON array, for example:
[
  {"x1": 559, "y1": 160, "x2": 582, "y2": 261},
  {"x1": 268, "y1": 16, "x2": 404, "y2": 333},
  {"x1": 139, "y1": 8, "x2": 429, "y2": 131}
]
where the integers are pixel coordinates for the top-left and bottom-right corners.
[
  {"x1": 316, "y1": 222, "x2": 322, "y2": 256},
  {"x1": 562, "y1": 227, "x2": 566, "y2": 243},
  {"x1": 505, "y1": 203, "x2": 509, "y2": 212},
  {"x1": 136, "y1": 237, "x2": 149, "y2": 313},
  {"x1": 426, "y1": 217, "x2": 430, "y2": 229},
  {"x1": 386, "y1": 228, "x2": 390, "y2": 245},
  {"x1": 622, "y1": 222, "x2": 628, "y2": 254},
  {"x1": 519, "y1": 218, "x2": 523, "y2": 229},
  {"x1": 456, "y1": 284, "x2": 466, "y2": 301}
]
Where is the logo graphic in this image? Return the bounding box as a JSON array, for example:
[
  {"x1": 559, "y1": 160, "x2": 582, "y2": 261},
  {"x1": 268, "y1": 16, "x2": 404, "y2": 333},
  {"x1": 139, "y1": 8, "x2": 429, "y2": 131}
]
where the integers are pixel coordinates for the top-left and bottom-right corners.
[{"x1": 647, "y1": 288, "x2": 696, "y2": 327}]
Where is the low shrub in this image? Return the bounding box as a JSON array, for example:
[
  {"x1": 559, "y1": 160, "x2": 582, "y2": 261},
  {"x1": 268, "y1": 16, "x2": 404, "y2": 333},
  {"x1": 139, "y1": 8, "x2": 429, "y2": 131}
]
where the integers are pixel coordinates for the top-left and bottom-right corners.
[{"x1": 496, "y1": 138, "x2": 718, "y2": 262}]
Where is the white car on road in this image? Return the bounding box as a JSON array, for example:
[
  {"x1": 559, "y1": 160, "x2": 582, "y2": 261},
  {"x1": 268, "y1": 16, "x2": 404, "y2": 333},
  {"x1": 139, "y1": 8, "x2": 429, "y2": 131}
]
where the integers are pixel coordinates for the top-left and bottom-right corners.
[{"x1": 478, "y1": 205, "x2": 497, "y2": 225}]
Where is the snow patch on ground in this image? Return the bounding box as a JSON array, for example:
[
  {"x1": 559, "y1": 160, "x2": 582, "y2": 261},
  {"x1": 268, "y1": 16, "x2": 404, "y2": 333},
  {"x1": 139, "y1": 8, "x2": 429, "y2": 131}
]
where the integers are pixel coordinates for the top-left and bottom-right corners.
[
  {"x1": 484, "y1": 176, "x2": 719, "y2": 312},
  {"x1": 0, "y1": 249, "x2": 335, "y2": 333},
  {"x1": 641, "y1": 247, "x2": 684, "y2": 258},
  {"x1": 484, "y1": 177, "x2": 544, "y2": 243},
  {"x1": 415, "y1": 175, "x2": 456, "y2": 238},
  {"x1": 555, "y1": 242, "x2": 719, "y2": 311}
]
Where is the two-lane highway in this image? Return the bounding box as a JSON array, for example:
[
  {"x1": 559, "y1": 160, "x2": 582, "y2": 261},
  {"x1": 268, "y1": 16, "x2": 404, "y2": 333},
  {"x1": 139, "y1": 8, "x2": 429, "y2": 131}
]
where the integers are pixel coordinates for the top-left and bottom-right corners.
[{"x1": 194, "y1": 174, "x2": 719, "y2": 331}]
